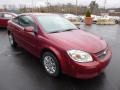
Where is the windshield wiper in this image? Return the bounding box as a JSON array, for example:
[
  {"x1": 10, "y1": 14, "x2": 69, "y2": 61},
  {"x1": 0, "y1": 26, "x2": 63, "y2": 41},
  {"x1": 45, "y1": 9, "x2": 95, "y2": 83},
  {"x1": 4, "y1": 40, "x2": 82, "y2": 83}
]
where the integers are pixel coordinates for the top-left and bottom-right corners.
[
  {"x1": 62, "y1": 28, "x2": 77, "y2": 32},
  {"x1": 49, "y1": 31, "x2": 60, "y2": 33},
  {"x1": 49, "y1": 28, "x2": 78, "y2": 33}
]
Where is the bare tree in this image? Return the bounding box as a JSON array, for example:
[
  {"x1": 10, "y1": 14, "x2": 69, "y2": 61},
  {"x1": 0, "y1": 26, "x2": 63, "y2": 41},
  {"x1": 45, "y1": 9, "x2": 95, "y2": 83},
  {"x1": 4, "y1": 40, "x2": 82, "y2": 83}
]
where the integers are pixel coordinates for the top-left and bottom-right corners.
[{"x1": 89, "y1": 1, "x2": 99, "y2": 14}]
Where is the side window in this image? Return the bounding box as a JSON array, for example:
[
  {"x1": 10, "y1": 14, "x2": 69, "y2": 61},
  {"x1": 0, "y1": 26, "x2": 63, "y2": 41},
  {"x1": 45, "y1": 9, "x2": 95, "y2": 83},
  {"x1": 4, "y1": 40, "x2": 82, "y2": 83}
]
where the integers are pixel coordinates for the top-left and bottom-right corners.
[
  {"x1": 12, "y1": 17, "x2": 19, "y2": 24},
  {"x1": 0, "y1": 13, "x2": 4, "y2": 18},
  {"x1": 19, "y1": 15, "x2": 38, "y2": 32}
]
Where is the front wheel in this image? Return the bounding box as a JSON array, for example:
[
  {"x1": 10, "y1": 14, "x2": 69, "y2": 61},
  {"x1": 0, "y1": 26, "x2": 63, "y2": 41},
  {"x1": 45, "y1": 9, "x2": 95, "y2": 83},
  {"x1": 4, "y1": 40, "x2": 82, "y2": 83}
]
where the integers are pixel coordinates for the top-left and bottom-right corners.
[
  {"x1": 42, "y1": 52, "x2": 60, "y2": 77},
  {"x1": 8, "y1": 32, "x2": 17, "y2": 47}
]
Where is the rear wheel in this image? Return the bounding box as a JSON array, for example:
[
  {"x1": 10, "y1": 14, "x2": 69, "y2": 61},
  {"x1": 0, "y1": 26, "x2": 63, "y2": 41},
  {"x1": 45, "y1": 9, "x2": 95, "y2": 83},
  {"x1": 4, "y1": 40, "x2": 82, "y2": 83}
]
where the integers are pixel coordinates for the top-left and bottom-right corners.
[
  {"x1": 115, "y1": 20, "x2": 118, "y2": 24},
  {"x1": 42, "y1": 52, "x2": 60, "y2": 77},
  {"x1": 8, "y1": 32, "x2": 17, "y2": 47}
]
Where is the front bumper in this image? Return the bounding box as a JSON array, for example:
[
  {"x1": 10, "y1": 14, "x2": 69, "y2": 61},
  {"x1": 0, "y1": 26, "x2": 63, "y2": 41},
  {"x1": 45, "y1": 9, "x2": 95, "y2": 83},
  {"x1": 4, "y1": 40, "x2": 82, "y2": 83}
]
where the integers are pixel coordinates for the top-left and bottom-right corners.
[{"x1": 65, "y1": 49, "x2": 112, "y2": 79}]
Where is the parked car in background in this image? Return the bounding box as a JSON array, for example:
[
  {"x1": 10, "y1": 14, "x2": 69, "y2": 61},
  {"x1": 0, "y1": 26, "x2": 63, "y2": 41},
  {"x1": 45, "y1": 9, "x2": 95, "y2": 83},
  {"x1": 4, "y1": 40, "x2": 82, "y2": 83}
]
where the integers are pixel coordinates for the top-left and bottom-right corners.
[
  {"x1": 118, "y1": 19, "x2": 120, "y2": 24},
  {"x1": 110, "y1": 16, "x2": 120, "y2": 24},
  {"x1": 63, "y1": 14, "x2": 80, "y2": 26},
  {"x1": 0, "y1": 12, "x2": 17, "y2": 28},
  {"x1": 7, "y1": 13, "x2": 112, "y2": 79},
  {"x1": 78, "y1": 15, "x2": 85, "y2": 22},
  {"x1": 96, "y1": 15, "x2": 116, "y2": 25},
  {"x1": 91, "y1": 15, "x2": 101, "y2": 24}
]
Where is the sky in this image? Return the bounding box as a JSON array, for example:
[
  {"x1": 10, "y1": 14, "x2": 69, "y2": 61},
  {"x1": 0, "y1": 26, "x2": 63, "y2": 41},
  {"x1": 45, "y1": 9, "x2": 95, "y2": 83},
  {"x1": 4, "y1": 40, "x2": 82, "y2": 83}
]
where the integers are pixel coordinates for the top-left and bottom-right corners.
[{"x1": 0, "y1": 0, "x2": 120, "y2": 8}]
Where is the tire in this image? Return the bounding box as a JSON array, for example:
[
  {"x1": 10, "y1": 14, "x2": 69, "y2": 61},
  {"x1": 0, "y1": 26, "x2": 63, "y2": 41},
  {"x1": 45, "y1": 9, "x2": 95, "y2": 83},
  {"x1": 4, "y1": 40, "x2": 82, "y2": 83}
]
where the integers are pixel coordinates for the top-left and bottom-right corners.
[
  {"x1": 42, "y1": 52, "x2": 60, "y2": 77},
  {"x1": 8, "y1": 32, "x2": 17, "y2": 48},
  {"x1": 115, "y1": 20, "x2": 118, "y2": 24}
]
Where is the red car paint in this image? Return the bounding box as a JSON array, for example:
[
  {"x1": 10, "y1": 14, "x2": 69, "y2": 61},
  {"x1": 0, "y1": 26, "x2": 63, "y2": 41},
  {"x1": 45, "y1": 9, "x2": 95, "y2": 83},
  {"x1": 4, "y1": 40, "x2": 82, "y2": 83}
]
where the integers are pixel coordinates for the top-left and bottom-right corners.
[
  {"x1": 7, "y1": 13, "x2": 112, "y2": 79},
  {"x1": 0, "y1": 12, "x2": 17, "y2": 27}
]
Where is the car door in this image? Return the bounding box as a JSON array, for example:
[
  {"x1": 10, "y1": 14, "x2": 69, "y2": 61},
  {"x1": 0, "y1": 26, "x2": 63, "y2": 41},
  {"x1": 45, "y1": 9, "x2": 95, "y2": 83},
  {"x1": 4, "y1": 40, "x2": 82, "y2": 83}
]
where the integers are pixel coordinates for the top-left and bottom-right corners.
[
  {"x1": 11, "y1": 17, "x2": 25, "y2": 48},
  {"x1": 18, "y1": 15, "x2": 39, "y2": 56}
]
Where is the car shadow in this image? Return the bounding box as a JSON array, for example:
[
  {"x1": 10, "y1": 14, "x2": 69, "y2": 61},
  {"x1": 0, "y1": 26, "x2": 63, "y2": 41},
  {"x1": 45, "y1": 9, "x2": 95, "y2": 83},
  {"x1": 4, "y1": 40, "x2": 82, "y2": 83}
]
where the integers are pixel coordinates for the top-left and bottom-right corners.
[
  {"x1": 0, "y1": 27, "x2": 7, "y2": 34},
  {"x1": 0, "y1": 27, "x2": 7, "y2": 30}
]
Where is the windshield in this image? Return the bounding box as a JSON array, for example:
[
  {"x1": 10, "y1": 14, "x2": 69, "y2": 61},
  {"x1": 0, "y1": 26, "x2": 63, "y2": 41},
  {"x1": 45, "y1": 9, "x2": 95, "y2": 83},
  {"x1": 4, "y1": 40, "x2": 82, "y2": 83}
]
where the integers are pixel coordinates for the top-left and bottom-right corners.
[{"x1": 37, "y1": 15, "x2": 78, "y2": 33}]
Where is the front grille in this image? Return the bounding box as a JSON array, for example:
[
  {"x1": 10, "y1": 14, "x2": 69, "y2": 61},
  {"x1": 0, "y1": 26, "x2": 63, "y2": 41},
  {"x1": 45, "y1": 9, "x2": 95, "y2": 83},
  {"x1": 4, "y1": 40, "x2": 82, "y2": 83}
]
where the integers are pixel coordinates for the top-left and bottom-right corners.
[{"x1": 95, "y1": 48, "x2": 108, "y2": 60}]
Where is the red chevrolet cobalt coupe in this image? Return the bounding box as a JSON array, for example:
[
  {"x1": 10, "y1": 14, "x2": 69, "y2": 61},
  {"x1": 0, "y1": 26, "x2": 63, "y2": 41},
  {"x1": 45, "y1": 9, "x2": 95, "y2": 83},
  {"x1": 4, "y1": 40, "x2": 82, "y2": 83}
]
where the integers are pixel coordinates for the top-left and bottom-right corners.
[{"x1": 7, "y1": 13, "x2": 112, "y2": 79}]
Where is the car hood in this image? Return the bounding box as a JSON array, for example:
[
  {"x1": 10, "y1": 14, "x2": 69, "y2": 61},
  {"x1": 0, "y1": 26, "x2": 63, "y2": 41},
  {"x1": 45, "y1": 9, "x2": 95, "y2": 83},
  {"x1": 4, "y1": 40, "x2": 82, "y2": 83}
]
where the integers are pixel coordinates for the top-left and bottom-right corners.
[{"x1": 48, "y1": 30, "x2": 107, "y2": 53}]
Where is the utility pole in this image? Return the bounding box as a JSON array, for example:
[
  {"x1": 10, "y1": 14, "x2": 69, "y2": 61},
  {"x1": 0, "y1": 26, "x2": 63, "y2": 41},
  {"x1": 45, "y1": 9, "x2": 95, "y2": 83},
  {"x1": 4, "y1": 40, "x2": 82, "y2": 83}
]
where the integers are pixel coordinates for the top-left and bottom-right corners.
[
  {"x1": 31, "y1": 0, "x2": 34, "y2": 12},
  {"x1": 93, "y1": 0, "x2": 97, "y2": 14},
  {"x1": 76, "y1": 0, "x2": 78, "y2": 15},
  {"x1": 47, "y1": 0, "x2": 49, "y2": 12},
  {"x1": 104, "y1": 0, "x2": 106, "y2": 12}
]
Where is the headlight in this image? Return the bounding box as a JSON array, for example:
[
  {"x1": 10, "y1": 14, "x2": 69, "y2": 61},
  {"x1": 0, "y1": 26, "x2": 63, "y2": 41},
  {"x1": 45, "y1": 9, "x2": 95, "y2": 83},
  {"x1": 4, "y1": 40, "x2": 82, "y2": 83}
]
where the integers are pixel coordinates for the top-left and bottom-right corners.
[{"x1": 67, "y1": 50, "x2": 93, "y2": 63}]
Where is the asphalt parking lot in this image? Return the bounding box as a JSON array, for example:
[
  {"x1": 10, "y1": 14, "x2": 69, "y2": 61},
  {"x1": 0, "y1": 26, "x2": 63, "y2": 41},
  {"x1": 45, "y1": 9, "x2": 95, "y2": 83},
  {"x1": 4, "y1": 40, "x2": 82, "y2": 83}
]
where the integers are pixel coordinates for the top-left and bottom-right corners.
[{"x1": 0, "y1": 24, "x2": 120, "y2": 90}]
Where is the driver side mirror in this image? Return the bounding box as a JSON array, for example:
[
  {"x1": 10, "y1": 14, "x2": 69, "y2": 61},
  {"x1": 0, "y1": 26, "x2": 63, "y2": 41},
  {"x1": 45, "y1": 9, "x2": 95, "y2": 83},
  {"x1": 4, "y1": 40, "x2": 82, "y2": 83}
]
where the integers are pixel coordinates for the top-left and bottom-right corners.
[{"x1": 24, "y1": 26, "x2": 34, "y2": 32}]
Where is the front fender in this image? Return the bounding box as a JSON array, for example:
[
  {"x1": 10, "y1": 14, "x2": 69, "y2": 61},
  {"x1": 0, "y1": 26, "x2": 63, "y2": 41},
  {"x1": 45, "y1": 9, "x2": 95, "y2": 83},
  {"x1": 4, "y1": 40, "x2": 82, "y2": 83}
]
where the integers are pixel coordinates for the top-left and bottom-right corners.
[{"x1": 40, "y1": 45, "x2": 69, "y2": 74}]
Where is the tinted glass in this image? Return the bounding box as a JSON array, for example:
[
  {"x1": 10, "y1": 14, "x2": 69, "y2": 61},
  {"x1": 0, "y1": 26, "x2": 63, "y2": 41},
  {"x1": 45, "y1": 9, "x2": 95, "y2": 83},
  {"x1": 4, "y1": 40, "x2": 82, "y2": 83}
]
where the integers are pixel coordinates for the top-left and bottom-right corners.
[
  {"x1": 12, "y1": 17, "x2": 19, "y2": 24},
  {"x1": 19, "y1": 16, "x2": 34, "y2": 27},
  {"x1": 19, "y1": 15, "x2": 38, "y2": 32},
  {"x1": 0, "y1": 13, "x2": 4, "y2": 18}
]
